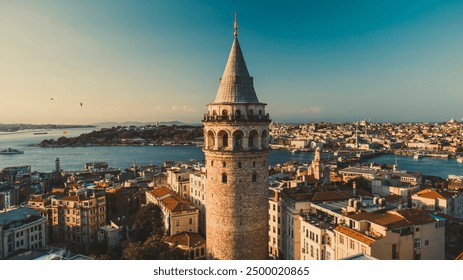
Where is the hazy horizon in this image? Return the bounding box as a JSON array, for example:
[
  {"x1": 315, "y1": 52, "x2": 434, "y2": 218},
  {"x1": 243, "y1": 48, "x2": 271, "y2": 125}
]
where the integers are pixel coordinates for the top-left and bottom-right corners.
[{"x1": 1, "y1": 1, "x2": 462, "y2": 125}]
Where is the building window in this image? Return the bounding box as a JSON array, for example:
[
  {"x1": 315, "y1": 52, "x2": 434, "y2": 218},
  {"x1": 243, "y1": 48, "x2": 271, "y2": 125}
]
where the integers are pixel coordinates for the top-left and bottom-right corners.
[
  {"x1": 339, "y1": 235, "x2": 344, "y2": 245},
  {"x1": 349, "y1": 240, "x2": 355, "y2": 250},
  {"x1": 211, "y1": 161, "x2": 214, "y2": 166},
  {"x1": 361, "y1": 245, "x2": 366, "y2": 253},
  {"x1": 222, "y1": 173, "x2": 227, "y2": 183},
  {"x1": 252, "y1": 173, "x2": 257, "y2": 182},
  {"x1": 273, "y1": 204, "x2": 276, "y2": 211},
  {"x1": 176, "y1": 220, "x2": 179, "y2": 227},
  {"x1": 253, "y1": 161, "x2": 256, "y2": 167},
  {"x1": 238, "y1": 162, "x2": 242, "y2": 168},
  {"x1": 222, "y1": 161, "x2": 226, "y2": 167},
  {"x1": 414, "y1": 238, "x2": 421, "y2": 248},
  {"x1": 425, "y1": 240, "x2": 429, "y2": 246},
  {"x1": 189, "y1": 218, "x2": 192, "y2": 225}
]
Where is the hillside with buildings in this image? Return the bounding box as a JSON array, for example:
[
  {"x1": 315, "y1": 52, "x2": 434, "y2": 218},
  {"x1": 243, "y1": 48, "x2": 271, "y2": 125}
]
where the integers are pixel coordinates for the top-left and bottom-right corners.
[{"x1": 34, "y1": 125, "x2": 203, "y2": 147}]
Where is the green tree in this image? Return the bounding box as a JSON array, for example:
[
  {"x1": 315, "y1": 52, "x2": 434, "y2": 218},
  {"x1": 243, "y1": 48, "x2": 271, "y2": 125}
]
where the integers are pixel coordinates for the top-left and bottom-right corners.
[
  {"x1": 122, "y1": 235, "x2": 188, "y2": 260},
  {"x1": 132, "y1": 204, "x2": 164, "y2": 242}
]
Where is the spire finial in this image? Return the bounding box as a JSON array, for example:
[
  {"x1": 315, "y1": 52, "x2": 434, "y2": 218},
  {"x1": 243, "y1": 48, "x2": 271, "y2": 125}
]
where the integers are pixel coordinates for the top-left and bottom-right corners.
[{"x1": 234, "y1": 12, "x2": 238, "y2": 37}]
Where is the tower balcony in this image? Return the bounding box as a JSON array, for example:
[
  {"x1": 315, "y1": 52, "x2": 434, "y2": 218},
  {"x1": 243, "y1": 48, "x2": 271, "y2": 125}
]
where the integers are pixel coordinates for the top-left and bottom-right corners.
[{"x1": 203, "y1": 114, "x2": 271, "y2": 123}]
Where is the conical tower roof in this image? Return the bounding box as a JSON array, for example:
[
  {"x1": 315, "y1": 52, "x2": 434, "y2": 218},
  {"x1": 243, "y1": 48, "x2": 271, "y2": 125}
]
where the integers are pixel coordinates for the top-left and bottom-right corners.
[{"x1": 213, "y1": 15, "x2": 259, "y2": 104}]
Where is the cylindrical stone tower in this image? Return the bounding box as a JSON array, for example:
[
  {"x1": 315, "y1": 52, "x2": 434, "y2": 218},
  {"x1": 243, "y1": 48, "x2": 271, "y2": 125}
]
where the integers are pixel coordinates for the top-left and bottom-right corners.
[{"x1": 203, "y1": 13, "x2": 270, "y2": 260}]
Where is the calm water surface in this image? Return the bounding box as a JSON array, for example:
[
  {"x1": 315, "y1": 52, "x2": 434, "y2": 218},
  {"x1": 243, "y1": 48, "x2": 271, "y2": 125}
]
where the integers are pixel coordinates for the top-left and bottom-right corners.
[{"x1": 1, "y1": 127, "x2": 462, "y2": 178}]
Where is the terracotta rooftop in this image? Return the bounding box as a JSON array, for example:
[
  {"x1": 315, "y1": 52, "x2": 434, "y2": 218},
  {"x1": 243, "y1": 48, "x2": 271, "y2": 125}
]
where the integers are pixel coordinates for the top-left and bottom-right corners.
[
  {"x1": 60, "y1": 196, "x2": 80, "y2": 202},
  {"x1": 348, "y1": 211, "x2": 411, "y2": 229},
  {"x1": 414, "y1": 189, "x2": 456, "y2": 200},
  {"x1": 455, "y1": 251, "x2": 463, "y2": 260},
  {"x1": 311, "y1": 191, "x2": 354, "y2": 202},
  {"x1": 164, "y1": 232, "x2": 205, "y2": 248},
  {"x1": 395, "y1": 208, "x2": 436, "y2": 225},
  {"x1": 150, "y1": 186, "x2": 196, "y2": 213},
  {"x1": 335, "y1": 225, "x2": 376, "y2": 246}
]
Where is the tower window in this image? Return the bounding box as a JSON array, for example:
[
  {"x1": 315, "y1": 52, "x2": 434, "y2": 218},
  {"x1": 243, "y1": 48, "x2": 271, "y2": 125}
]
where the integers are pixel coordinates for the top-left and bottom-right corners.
[
  {"x1": 223, "y1": 134, "x2": 228, "y2": 147},
  {"x1": 223, "y1": 161, "x2": 227, "y2": 167},
  {"x1": 252, "y1": 173, "x2": 257, "y2": 182},
  {"x1": 211, "y1": 160, "x2": 214, "y2": 166},
  {"x1": 222, "y1": 109, "x2": 228, "y2": 116},
  {"x1": 222, "y1": 173, "x2": 227, "y2": 183},
  {"x1": 253, "y1": 161, "x2": 256, "y2": 167},
  {"x1": 238, "y1": 162, "x2": 242, "y2": 168}
]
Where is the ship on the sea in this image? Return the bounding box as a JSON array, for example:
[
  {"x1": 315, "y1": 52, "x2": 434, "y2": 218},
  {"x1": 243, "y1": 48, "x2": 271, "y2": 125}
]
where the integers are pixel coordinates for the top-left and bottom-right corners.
[
  {"x1": 33, "y1": 131, "x2": 48, "y2": 135},
  {"x1": 0, "y1": 148, "x2": 24, "y2": 154}
]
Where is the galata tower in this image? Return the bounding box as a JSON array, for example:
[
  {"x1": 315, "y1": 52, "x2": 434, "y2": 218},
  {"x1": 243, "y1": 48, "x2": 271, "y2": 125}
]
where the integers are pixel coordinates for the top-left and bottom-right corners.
[{"x1": 203, "y1": 13, "x2": 270, "y2": 260}]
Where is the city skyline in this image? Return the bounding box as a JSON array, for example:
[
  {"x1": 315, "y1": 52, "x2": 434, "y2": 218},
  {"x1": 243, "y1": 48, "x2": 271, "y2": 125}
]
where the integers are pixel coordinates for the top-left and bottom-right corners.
[{"x1": 1, "y1": 1, "x2": 463, "y2": 125}]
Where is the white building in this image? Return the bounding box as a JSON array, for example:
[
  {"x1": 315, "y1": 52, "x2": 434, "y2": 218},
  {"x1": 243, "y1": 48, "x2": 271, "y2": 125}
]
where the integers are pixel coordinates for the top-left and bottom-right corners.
[
  {"x1": 412, "y1": 189, "x2": 463, "y2": 220},
  {"x1": 0, "y1": 207, "x2": 47, "y2": 259}
]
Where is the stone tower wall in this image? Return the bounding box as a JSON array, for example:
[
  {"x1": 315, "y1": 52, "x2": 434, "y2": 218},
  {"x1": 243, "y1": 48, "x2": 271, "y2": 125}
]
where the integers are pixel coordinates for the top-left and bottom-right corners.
[{"x1": 204, "y1": 119, "x2": 270, "y2": 259}]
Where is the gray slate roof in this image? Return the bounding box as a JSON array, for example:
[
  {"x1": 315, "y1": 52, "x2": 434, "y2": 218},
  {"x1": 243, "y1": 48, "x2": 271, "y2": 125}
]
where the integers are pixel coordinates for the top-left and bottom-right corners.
[{"x1": 214, "y1": 37, "x2": 260, "y2": 104}]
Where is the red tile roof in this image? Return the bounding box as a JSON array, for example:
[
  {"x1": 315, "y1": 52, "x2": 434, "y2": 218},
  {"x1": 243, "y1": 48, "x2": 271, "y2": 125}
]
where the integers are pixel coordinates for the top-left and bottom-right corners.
[{"x1": 335, "y1": 225, "x2": 376, "y2": 246}]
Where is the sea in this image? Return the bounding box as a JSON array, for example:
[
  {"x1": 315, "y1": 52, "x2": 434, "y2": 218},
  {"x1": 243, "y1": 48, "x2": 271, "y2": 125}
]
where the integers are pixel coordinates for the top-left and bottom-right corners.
[{"x1": 1, "y1": 127, "x2": 462, "y2": 178}]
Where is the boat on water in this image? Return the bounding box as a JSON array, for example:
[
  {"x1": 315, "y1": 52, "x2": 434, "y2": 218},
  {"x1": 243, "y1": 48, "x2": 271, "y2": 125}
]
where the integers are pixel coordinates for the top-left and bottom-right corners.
[
  {"x1": 457, "y1": 156, "x2": 463, "y2": 163},
  {"x1": 413, "y1": 153, "x2": 423, "y2": 160},
  {"x1": 33, "y1": 131, "x2": 48, "y2": 135},
  {"x1": 0, "y1": 148, "x2": 24, "y2": 154}
]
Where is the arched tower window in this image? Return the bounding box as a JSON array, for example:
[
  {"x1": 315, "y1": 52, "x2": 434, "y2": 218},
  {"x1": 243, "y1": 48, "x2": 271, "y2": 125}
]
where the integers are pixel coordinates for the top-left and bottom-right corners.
[
  {"x1": 222, "y1": 161, "x2": 227, "y2": 167},
  {"x1": 222, "y1": 173, "x2": 227, "y2": 183},
  {"x1": 222, "y1": 109, "x2": 228, "y2": 116},
  {"x1": 235, "y1": 109, "x2": 241, "y2": 116},
  {"x1": 248, "y1": 130, "x2": 258, "y2": 149},
  {"x1": 217, "y1": 130, "x2": 229, "y2": 148},
  {"x1": 207, "y1": 130, "x2": 215, "y2": 149},
  {"x1": 212, "y1": 110, "x2": 217, "y2": 116},
  {"x1": 259, "y1": 109, "x2": 262, "y2": 115},
  {"x1": 261, "y1": 130, "x2": 268, "y2": 149},
  {"x1": 233, "y1": 130, "x2": 244, "y2": 150},
  {"x1": 248, "y1": 109, "x2": 254, "y2": 116}
]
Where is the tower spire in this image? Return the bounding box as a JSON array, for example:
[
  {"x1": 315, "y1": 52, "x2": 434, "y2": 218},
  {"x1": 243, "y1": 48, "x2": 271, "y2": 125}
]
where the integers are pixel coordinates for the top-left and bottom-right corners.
[{"x1": 234, "y1": 12, "x2": 238, "y2": 37}]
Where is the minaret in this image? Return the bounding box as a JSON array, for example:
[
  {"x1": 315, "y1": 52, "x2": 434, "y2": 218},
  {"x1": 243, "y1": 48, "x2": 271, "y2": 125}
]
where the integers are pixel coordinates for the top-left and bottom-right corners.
[{"x1": 203, "y1": 13, "x2": 270, "y2": 260}]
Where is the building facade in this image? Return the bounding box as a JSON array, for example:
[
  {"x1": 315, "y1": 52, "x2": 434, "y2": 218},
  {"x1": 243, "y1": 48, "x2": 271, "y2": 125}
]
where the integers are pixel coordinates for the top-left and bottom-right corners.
[
  {"x1": 0, "y1": 207, "x2": 47, "y2": 259},
  {"x1": 203, "y1": 14, "x2": 270, "y2": 259}
]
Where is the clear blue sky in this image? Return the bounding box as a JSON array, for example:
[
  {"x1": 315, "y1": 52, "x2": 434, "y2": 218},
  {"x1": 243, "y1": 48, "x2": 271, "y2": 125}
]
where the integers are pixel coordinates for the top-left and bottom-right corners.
[{"x1": 1, "y1": 0, "x2": 462, "y2": 124}]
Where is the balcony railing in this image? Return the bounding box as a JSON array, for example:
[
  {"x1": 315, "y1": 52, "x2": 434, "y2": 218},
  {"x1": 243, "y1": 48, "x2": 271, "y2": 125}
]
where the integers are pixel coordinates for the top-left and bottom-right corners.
[{"x1": 203, "y1": 114, "x2": 270, "y2": 122}]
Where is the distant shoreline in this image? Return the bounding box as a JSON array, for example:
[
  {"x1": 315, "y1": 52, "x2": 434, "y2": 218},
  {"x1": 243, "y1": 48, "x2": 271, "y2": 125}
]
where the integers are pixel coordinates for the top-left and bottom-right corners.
[{"x1": 0, "y1": 124, "x2": 95, "y2": 134}]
